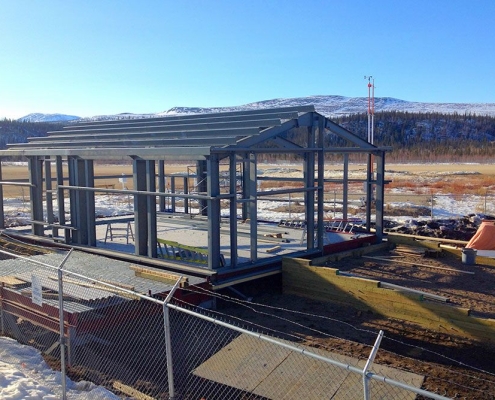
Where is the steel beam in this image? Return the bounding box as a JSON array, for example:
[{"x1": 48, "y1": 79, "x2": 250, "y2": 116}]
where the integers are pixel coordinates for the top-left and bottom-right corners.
[
  {"x1": 70, "y1": 106, "x2": 314, "y2": 127},
  {"x1": 47, "y1": 119, "x2": 281, "y2": 136},
  {"x1": 325, "y1": 119, "x2": 375, "y2": 148},
  {"x1": 233, "y1": 120, "x2": 297, "y2": 149},
  {"x1": 13, "y1": 136, "x2": 239, "y2": 149},
  {"x1": 0, "y1": 147, "x2": 211, "y2": 159}
]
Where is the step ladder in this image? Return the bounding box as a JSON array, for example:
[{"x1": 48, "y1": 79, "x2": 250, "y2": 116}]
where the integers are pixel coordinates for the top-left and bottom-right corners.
[{"x1": 104, "y1": 221, "x2": 134, "y2": 244}]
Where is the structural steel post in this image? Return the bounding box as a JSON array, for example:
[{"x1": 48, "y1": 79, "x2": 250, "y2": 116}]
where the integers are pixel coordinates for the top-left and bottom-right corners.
[
  {"x1": 56, "y1": 156, "x2": 68, "y2": 242},
  {"x1": 0, "y1": 161, "x2": 4, "y2": 230},
  {"x1": 317, "y1": 116, "x2": 325, "y2": 252},
  {"x1": 241, "y1": 154, "x2": 249, "y2": 220},
  {"x1": 229, "y1": 153, "x2": 238, "y2": 268},
  {"x1": 304, "y1": 122, "x2": 316, "y2": 250},
  {"x1": 374, "y1": 152, "x2": 385, "y2": 242},
  {"x1": 85, "y1": 160, "x2": 96, "y2": 246},
  {"x1": 146, "y1": 160, "x2": 157, "y2": 258},
  {"x1": 183, "y1": 176, "x2": 189, "y2": 214},
  {"x1": 170, "y1": 176, "x2": 176, "y2": 213},
  {"x1": 71, "y1": 158, "x2": 88, "y2": 245},
  {"x1": 158, "y1": 160, "x2": 166, "y2": 211},
  {"x1": 207, "y1": 154, "x2": 221, "y2": 269},
  {"x1": 249, "y1": 152, "x2": 258, "y2": 262},
  {"x1": 365, "y1": 154, "x2": 372, "y2": 232},
  {"x1": 133, "y1": 158, "x2": 148, "y2": 256},
  {"x1": 28, "y1": 156, "x2": 44, "y2": 236},
  {"x1": 44, "y1": 159, "x2": 54, "y2": 236},
  {"x1": 343, "y1": 154, "x2": 349, "y2": 220},
  {"x1": 197, "y1": 160, "x2": 208, "y2": 216}
]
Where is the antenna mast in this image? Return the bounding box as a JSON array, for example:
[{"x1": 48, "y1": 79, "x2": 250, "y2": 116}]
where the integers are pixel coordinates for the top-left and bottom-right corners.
[{"x1": 364, "y1": 76, "x2": 375, "y2": 144}]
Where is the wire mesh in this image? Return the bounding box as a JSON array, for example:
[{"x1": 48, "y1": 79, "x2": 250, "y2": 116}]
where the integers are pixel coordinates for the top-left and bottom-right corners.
[{"x1": 1, "y1": 247, "x2": 486, "y2": 399}]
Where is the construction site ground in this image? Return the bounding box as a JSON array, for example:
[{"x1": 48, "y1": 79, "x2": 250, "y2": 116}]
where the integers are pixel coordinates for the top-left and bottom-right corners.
[{"x1": 219, "y1": 245, "x2": 495, "y2": 399}]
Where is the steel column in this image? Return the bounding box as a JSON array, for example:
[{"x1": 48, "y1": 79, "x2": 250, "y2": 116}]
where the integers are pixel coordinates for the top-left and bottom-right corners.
[
  {"x1": 146, "y1": 160, "x2": 157, "y2": 258},
  {"x1": 241, "y1": 155, "x2": 249, "y2": 220},
  {"x1": 229, "y1": 153, "x2": 238, "y2": 268},
  {"x1": 73, "y1": 159, "x2": 88, "y2": 244},
  {"x1": 375, "y1": 152, "x2": 385, "y2": 242},
  {"x1": 317, "y1": 116, "x2": 325, "y2": 252},
  {"x1": 0, "y1": 162, "x2": 4, "y2": 229},
  {"x1": 158, "y1": 160, "x2": 166, "y2": 211},
  {"x1": 170, "y1": 177, "x2": 176, "y2": 213},
  {"x1": 207, "y1": 154, "x2": 221, "y2": 269},
  {"x1": 28, "y1": 156, "x2": 44, "y2": 236},
  {"x1": 67, "y1": 157, "x2": 78, "y2": 243},
  {"x1": 56, "y1": 156, "x2": 68, "y2": 242},
  {"x1": 44, "y1": 159, "x2": 54, "y2": 237},
  {"x1": 304, "y1": 123, "x2": 316, "y2": 250},
  {"x1": 197, "y1": 160, "x2": 208, "y2": 215},
  {"x1": 183, "y1": 176, "x2": 189, "y2": 214},
  {"x1": 249, "y1": 152, "x2": 258, "y2": 262},
  {"x1": 365, "y1": 154, "x2": 373, "y2": 232},
  {"x1": 133, "y1": 159, "x2": 148, "y2": 256},
  {"x1": 85, "y1": 160, "x2": 96, "y2": 246},
  {"x1": 343, "y1": 154, "x2": 349, "y2": 220}
]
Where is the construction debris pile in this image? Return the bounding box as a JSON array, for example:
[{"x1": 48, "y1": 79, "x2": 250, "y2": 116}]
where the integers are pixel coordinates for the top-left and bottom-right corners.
[{"x1": 382, "y1": 214, "x2": 495, "y2": 241}]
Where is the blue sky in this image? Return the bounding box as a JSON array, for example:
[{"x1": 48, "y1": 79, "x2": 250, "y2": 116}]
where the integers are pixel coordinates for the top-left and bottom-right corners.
[{"x1": 1, "y1": 0, "x2": 494, "y2": 119}]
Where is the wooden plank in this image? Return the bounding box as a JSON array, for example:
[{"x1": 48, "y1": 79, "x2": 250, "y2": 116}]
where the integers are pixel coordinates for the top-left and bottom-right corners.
[
  {"x1": 266, "y1": 245, "x2": 282, "y2": 253},
  {"x1": 129, "y1": 265, "x2": 189, "y2": 286},
  {"x1": 112, "y1": 381, "x2": 155, "y2": 400},
  {"x1": 0, "y1": 276, "x2": 26, "y2": 286}
]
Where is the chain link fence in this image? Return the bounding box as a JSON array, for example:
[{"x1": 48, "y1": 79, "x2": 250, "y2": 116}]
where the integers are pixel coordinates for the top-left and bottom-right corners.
[{"x1": 0, "y1": 247, "x2": 471, "y2": 399}]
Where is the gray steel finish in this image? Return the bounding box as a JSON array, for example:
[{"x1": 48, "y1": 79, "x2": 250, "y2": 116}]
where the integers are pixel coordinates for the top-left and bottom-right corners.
[
  {"x1": 0, "y1": 147, "x2": 211, "y2": 159},
  {"x1": 8, "y1": 136, "x2": 241, "y2": 149},
  {"x1": 73, "y1": 106, "x2": 314, "y2": 126},
  {"x1": 0, "y1": 163, "x2": 4, "y2": 229},
  {"x1": 0, "y1": 106, "x2": 390, "y2": 277},
  {"x1": 46, "y1": 118, "x2": 283, "y2": 136},
  {"x1": 28, "y1": 157, "x2": 44, "y2": 236}
]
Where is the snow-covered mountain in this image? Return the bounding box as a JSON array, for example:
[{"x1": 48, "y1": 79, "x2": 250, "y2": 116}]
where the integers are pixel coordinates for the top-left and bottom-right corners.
[
  {"x1": 18, "y1": 95, "x2": 495, "y2": 123},
  {"x1": 18, "y1": 113, "x2": 81, "y2": 123},
  {"x1": 162, "y1": 95, "x2": 495, "y2": 118}
]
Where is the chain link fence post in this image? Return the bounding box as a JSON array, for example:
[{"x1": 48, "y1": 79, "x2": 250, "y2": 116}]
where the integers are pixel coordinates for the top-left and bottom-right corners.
[
  {"x1": 362, "y1": 330, "x2": 384, "y2": 400},
  {"x1": 57, "y1": 249, "x2": 73, "y2": 400},
  {"x1": 163, "y1": 277, "x2": 182, "y2": 400}
]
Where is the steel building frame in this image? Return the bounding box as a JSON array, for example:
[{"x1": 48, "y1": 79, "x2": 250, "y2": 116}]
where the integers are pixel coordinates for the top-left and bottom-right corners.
[{"x1": 0, "y1": 106, "x2": 390, "y2": 274}]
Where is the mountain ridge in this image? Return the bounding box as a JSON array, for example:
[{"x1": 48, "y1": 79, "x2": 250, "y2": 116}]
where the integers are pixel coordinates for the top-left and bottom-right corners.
[{"x1": 18, "y1": 95, "x2": 495, "y2": 123}]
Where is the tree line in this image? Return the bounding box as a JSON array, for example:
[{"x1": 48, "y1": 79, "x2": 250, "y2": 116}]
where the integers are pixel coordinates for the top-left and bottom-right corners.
[{"x1": 2, "y1": 112, "x2": 495, "y2": 163}]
